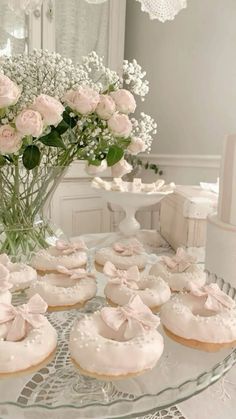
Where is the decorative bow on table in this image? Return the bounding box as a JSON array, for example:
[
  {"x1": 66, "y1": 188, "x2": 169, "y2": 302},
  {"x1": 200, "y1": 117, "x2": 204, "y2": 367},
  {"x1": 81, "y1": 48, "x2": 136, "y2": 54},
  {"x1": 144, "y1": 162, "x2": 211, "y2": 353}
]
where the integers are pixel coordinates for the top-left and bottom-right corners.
[
  {"x1": 0, "y1": 294, "x2": 47, "y2": 342},
  {"x1": 56, "y1": 266, "x2": 95, "y2": 280},
  {"x1": 101, "y1": 295, "x2": 159, "y2": 339},
  {"x1": 103, "y1": 261, "x2": 140, "y2": 289},
  {"x1": 162, "y1": 247, "x2": 196, "y2": 273},
  {"x1": 0, "y1": 264, "x2": 12, "y2": 293},
  {"x1": 190, "y1": 283, "x2": 236, "y2": 312},
  {"x1": 113, "y1": 239, "x2": 144, "y2": 256},
  {"x1": 55, "y1": 239, "x2": 88, "y2": 255}
]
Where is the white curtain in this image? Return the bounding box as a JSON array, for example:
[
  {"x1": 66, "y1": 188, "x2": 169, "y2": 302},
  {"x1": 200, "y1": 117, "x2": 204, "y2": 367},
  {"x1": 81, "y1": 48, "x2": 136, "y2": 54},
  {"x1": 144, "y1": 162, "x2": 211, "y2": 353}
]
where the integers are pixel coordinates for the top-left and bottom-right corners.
[
  {"x1": 0, "y1": 0, "x2": 28, "y2": 56},
  {"x1": 55, "y1": 0, "x2": 110, "y2": 64}
]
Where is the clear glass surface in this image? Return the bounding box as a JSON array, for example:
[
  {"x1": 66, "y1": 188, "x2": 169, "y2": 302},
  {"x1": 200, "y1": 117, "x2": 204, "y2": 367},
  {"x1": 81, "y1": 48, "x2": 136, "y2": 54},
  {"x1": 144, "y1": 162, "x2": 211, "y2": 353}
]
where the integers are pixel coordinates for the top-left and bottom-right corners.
[
  {"x1": 55, "y1": 0, "x2": 110, "y2": 64},
  {"x1": 0, "y1": 275, "x2": 235, "y2": 418}
]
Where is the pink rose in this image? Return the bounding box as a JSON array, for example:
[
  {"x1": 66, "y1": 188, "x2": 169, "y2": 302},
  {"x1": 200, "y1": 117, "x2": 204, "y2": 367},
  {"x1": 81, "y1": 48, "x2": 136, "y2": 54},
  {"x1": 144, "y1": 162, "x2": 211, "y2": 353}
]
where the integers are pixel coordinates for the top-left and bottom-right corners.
[
  {"x1": 108, "y1": 113, "x2": 132, "y2": 138},
  {"x1": 85, "y1": 159, "x2": 108, "y2": 176},
  {"x1": 111, "y1": 158, "x2": 133, "y2": 178},
  {"x1": 127, "y1": 137, "x2": 147, "y2": 155},
  {"x1": 15, "y1": 109, "x2": 43, "y2": 137},
  {"x1": 0, "y1": 74, "x2": 21, "y2": 108},
  {"x1": 0, "y1": 125, "x2": 22, "y2": 154},
  {"x1": 32, "y1": 94, "x2": 64, "y2": 127},
  {"x1": 96, "y1": 95, "x2": 115, "y2": 120},
  {"x1": 111, "y1": 89, "x2": 136, "y2": 114},
  {"x1": 64, "y1": 86, "x2": 100, "y2": 115}
]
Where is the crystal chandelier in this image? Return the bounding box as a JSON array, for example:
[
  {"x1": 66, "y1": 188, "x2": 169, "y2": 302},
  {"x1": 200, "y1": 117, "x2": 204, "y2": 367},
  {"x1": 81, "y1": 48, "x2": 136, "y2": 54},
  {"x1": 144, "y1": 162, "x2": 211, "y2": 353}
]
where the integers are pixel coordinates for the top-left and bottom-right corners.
[
  {"x1": 86, "y1": 0, "x2": 187, "y2": 22},
  {"x1": 136, "y1": 0, "x2": 187, "y2": 22},
  {"x1": 8, "y1": 0, "x2": 187, "y2": 22}
]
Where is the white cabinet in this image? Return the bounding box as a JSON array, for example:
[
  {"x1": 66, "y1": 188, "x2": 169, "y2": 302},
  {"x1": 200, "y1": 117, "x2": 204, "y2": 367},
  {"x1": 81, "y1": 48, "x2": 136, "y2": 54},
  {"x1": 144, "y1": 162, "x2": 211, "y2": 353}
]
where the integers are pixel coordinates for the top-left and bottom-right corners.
[{"x1": 49, "y1": 162, "x2": 112, "y2": 237}]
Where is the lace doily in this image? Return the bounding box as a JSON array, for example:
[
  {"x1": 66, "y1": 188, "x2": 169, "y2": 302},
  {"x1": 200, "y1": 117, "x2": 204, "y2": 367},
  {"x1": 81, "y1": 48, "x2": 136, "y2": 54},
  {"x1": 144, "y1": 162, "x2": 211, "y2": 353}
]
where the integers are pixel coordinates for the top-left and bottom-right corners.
[{"x1": 136, "y1": 0, "x2": 187, "y2": 22}]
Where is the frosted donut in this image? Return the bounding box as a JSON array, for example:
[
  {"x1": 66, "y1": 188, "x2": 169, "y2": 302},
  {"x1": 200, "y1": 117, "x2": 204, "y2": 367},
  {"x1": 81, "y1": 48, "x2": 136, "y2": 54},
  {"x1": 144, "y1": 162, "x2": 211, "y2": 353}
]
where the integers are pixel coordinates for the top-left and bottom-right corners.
[
  {"x1": 0, "y1": 254, "x2": 37, "y2": 292},
  {"x1": 31, "y1": 239, "x2": 88, "y2": 272},
  {"x1": 95, "y1": 239, "x2": 148, "y2": 270},
  {"x1": 161, "y1": 283, "x2": 236, "y2": 352},
  {"x1": 103, "y1": 262, "x2": 170, "y2": 312},
  {"x1": 0, "y1": 294, "x2": 57, "y2": 374},
  {"x1": 150, "y1": 248, "x2": 206, "y2": 292},
  {"x1": 70, "y1": 295, "x2": 163, "y2": 379},
  {"x1": 0, "y1": 264, "x2": 12, "y2": 304},
  {"x1": 27, "y1": 266, "x2": 97, "y2": 310}
]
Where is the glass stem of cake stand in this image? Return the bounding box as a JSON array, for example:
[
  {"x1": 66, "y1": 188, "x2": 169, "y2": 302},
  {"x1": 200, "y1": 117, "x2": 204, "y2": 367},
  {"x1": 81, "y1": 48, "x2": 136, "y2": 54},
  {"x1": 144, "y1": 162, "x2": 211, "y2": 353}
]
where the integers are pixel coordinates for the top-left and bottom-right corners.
[{"x1": 119, "y1": 206, "x2": 141, "y2": 237}]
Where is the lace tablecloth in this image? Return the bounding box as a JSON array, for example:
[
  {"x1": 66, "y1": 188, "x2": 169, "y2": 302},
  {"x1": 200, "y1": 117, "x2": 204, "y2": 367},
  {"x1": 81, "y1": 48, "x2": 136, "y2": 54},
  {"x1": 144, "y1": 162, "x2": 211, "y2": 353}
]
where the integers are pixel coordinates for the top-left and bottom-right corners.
[{"x1": 79, "y1": 230, "x2": 236, "y2": 419}]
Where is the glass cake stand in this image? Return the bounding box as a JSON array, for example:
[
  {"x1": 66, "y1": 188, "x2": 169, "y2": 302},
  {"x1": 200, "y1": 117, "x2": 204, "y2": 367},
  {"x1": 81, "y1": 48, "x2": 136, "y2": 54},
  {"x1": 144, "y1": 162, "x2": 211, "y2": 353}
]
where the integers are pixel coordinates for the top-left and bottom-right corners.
[{"x1": 0, "y1": 276, "x2": 236, "y2": 419}]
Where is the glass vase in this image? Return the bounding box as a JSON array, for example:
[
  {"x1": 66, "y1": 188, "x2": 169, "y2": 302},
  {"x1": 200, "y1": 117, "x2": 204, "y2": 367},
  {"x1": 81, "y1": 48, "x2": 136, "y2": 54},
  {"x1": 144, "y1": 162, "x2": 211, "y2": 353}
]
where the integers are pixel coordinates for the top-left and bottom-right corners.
[{"x1": 0, "y1": 164, "x2": 66, "y2": 262}]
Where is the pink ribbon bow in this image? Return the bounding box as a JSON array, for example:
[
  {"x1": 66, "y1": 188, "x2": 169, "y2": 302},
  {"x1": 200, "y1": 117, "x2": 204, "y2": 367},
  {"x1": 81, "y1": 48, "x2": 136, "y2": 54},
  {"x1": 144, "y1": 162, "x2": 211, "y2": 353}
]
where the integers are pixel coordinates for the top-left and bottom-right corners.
[
  {"x1": 189, "y1": 282, "x2": 235, "y2": 312},
  {"x1": 0, "y1": 264, "x2": 12, "y2": 293},
  {"x1": 103, "y1": 261, "x2": 139, "y2": 290},
  {"x1": 113, "y1": 239, "x2": 144, "y2": 256},
  {"x1": 55, "y1": 239, "x2": 87, "y2": 255},
  {"x1": 162, "y1": 248, "x2": 196, "y2": 273},
  {"x1": 0, "y1": 294, "x2": 48, "y2": 342},
  {"x1": 101, "y1": 295, "x2": 160, "y2": 340},
  {"x1": 56, "y1": 265, "x2": 95, "y2": 280}
]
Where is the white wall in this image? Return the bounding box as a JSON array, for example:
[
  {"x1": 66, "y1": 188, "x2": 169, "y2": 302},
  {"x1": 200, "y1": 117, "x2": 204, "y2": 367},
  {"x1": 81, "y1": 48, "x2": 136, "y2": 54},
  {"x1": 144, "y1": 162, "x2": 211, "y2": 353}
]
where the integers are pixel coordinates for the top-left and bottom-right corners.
[{"x1": 125, "y1": 0, "x2": 236, "y2": 157}]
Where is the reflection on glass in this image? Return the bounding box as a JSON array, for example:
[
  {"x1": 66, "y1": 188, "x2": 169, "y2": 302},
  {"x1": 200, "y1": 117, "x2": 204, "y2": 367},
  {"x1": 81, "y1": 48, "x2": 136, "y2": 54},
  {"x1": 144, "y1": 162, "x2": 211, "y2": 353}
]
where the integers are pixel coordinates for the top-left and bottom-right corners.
[
  {"x1": 0, "y1": 0, "x2": 28, "y2": 56},
  {"x1": 55, "y1": 0, "x2": 110, "y2": 64}
]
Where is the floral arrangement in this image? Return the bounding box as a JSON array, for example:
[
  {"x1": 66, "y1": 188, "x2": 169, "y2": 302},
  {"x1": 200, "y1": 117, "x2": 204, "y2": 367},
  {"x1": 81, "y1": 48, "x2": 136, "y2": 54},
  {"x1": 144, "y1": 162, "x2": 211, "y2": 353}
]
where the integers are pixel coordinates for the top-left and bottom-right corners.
[
  {"x1": 0, "y1": 50, "x2": 157, "y2": 176},
  {"x1": 0, "y1": 50, "x2": 157, "y2": 259}
]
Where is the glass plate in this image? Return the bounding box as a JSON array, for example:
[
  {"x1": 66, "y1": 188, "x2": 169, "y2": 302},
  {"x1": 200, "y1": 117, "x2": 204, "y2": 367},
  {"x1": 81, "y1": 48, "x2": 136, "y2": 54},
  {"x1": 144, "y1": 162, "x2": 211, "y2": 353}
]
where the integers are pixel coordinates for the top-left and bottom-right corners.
[{"x1": 0, "y1": 276, "x2": 236, "y2": 419}]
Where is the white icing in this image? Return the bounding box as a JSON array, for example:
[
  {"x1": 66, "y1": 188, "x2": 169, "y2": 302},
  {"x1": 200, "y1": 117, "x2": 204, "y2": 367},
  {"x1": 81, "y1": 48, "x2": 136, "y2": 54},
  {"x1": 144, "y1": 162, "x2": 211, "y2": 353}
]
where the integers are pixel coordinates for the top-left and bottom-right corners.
[
  {"x1": 31, "y1": 247, "x2": 87, "y2": 271},
  {"x1": 161, "y1": 293, "x2": 236, "y2": 344},
  {"x1": 0, "y1": 317, "x2": 57, "y2": 373},
  {"x1": 69, "y1": 312, "x2": 163, "y2": 376},
  {"x1": 0, "y1": 291, "x2": 12, "y2": 304},
  {"x1": 27, "y1": 273, "x2": 97, "y2": 307},
  {"x1": 149, "y1": 261, "x2": 206, "y2": 292},
  {"x1": 105, "y1": 275, "x2": 171, "y2": 308},
  {"x1": 95, "y1": 247, "x2": 148, "y2": 270},
  {"x1": 0, "y1": 255, "x2": 37, "y2": 291}
]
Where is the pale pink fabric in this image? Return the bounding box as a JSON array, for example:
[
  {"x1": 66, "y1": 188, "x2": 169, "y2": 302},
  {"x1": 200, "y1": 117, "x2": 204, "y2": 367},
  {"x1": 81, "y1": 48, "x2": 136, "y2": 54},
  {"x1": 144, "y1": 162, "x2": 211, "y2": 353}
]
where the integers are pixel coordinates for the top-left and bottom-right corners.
[
  {"x1": 112, "y1": 239, "x2": 144, "y2": 256},
  {"x1": 101, "y1": 295, "x2": 160, "y2": 339},
  {"x1": 189, "y1": 283, "x2": 235, "y2": 312},
  {"x1": 55, "y1": 239, "x2": 87, "y2": 255},
  {"x1": 103, "y1": 261, "x2": 139, "y2": 289},
  {"x1": 162, "y1": 248, "x2": 196, "y2": 273},
  {"x1": 0, "y1": 294, "x2": 48, "y2": 342},
  {"x1": 56, "y1": 265, "x2": 95, "y2": 280}
]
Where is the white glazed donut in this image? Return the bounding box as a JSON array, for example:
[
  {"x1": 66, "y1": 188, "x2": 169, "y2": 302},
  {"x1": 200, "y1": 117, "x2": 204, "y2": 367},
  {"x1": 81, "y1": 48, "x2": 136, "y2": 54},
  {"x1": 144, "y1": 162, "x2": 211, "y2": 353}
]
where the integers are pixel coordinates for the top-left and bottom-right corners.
[
  {"x1": 0, "y1": 254, "x2": 36, "y2": 292},
  {"x1": 0, "y1": 294, "x2": 57, "y2": 374},
  {"x1": 103, "y1": 262, "x2": 170, "y2": 311},
  {"x1": 27, "y1": 267, "x2": 97, "y2": 309},
  {"x1": 95, "y1": 239, "x2": 148, "y2": 270},
  {"x1": 70, "y1": 295, "x2": 164, "y2": 378},
  {"x1": 31, "y1": 239, "x2": 88, "y2": 272},
  {"x1": 0, "y1": 264, "x2": 12, "y2": 304},
  {"x1": 150, "y1": 248, "x2": 206, "y2": 292},
  {"x1": 161, "y1": 283, "x2": 236, "y2": 351}
]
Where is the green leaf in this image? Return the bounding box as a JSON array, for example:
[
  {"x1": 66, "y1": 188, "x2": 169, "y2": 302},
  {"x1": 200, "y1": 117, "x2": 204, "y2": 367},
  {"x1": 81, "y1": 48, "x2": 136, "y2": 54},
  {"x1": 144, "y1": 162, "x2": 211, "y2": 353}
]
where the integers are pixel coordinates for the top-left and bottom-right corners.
[
  {"x1": 88, "y1": 159, "x2": 102, "y2": 166},
  {"x1": 23, "y1": 145, "x2": 41, "y2": 170},
  {"x1": 39, "y1": 130, "x2": 65, "y2": 149},
  {"x1": 63, "y1": 108, "x2": 77, "y2": 129},
  {"x1": 106, "y1": 145, "x2": 124, "y2": 167},
  {"x1": 0, "y1": 155, "x2": 6, "y2": 167},
  {"x1": 55, "y1": 119, "x2": 69, "y2": 135}
]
